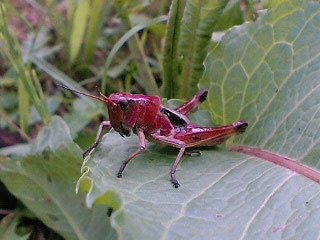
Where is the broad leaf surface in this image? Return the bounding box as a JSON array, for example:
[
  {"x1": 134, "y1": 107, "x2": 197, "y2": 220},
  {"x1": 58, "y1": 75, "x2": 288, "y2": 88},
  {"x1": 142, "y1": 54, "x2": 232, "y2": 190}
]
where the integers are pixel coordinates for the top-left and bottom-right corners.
[
  {"x1": 200, "y1": 0, "x2": 320, "y2": 168},
  {"x1": 80, "y1": 132, "x2": 320, "y2": 240},
  {"x1": 79, "y1": 1, "x2": 320, "y2": 239},
  {"x1": 0, "y1": 116, "x2": 117, "y2": 240}
]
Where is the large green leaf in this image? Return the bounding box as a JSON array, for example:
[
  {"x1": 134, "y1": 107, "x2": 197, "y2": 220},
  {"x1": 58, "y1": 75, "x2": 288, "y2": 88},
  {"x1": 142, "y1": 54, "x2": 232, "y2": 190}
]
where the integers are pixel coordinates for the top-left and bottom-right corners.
[
  {"x1": 78, "y1": 1, "x2": 320, "y2": 239},
  {"x1": 200, "y1": 0, "x2": 320, "y2": 165},
  {"x1": 177, "y1": 0, "x2": 265, "y2": 99},
  {"x1": 79, "y1": 133, "x2": 320, "y2": 240},
  {"x1": 0, "y1": 116, "x2": 117, "y2": 240}
]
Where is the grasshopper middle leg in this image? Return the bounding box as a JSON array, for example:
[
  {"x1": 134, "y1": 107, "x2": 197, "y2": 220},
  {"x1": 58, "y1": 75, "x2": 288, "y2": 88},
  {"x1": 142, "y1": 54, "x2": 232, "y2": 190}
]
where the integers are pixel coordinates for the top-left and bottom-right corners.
[{"x1": 117, "y1": 129, "x2": 146, "y2": 178}]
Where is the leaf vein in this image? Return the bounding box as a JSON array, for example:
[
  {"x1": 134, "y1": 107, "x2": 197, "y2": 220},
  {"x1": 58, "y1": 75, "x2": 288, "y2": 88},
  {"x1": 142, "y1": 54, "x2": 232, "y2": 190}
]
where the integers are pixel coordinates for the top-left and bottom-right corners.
[
  {"x1": 262, "y1": 82, "x2": 320, "y2": 148},
  {"x1": 239, "y1": 173, "x2": 295, "y2": 240},
  {"x1": 242, "y1": 50, "x2": 320, "y2": 143},
  {"x1": 160, "y1": 158, "x2": 250, "y2": 240}
]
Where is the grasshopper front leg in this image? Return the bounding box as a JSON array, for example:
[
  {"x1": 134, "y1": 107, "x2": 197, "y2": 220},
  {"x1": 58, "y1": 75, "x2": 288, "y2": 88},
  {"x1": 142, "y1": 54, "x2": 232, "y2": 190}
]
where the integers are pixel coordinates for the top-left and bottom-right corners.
[
  {"x1": 150, "y1": 133, "x2": 186, "y2": 188},
  {"x1": 83, "y1": 121, "x2": 112, "y2": 159},
  {"x1": 117, "y1": 129, "x2": 145, "y2": 178}
]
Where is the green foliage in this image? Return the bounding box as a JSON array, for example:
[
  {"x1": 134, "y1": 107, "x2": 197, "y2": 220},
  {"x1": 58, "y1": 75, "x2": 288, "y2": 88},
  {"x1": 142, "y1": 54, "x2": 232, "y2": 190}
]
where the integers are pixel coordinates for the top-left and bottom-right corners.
[
  {"x1": 0, "y1": 117, "x2": 117, "y2": 240},
  {"x1": 17, "y1": 77, "x2": 30, "y2": 132},
  {"x1": 69, "y1": 0, "x2": 91, "y2": 65},
  {"x1": 0, "y1": 4, "x2": 50, "y2": 125},
  {"x1": 161, "y1": 0, "x2": 184, "y2": 98},
  {"x1": 0, "y1": 212, "x2": 31, "y2": 240},
  {"x1": 110, "y1": 0, "x2": 159, "y2": 95},
  {"x1": 162, "y1": 0, "x2": 274, "y2": 99},
  {"x1": 101, "y1": 15, "x2": 167, "y2": 94},
  {"x1": 200, "y1": 0, "x2": 320, "y2": 147},
  {"x1": 76, "y1": 1, "x2": 320, "y2": 239},
  {"x1": 177, "y1": 0, "x2": 228, "y2": 98},
  {"x1": 1, "y1": 0, "x2": 320, "y2": 239},
  {"x1": 44, "y1": 0, "x2": 112, "y2": 67},
  {"x1": 84, "y1": 0, "x2": 111, "y2": 64},
  {"x1": 30, "y1": 56, "x2": 98, "y2": 106},
  {"x1": 68, "y1": 0, "x2": 111, "y2": 66},
  {"x1": 79, "y1": 129, "x2": 320, "y2": 239},
  {"x1": 200, "y1": 0, "x2": 320, "y2": 170}
]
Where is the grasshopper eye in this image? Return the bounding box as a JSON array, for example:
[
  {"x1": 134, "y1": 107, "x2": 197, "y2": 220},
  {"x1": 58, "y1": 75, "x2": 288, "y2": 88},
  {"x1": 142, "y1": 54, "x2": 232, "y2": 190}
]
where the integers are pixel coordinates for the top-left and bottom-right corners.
[{"x1": 119, "y1": 97, "x2": 128, "y2": 111}]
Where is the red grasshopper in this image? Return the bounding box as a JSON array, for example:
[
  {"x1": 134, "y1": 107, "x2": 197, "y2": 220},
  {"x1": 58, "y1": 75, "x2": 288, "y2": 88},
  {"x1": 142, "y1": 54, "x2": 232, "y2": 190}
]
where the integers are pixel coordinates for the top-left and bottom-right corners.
[{"x1": 59, "y1": 85, "x2": 248, "y2": 188}]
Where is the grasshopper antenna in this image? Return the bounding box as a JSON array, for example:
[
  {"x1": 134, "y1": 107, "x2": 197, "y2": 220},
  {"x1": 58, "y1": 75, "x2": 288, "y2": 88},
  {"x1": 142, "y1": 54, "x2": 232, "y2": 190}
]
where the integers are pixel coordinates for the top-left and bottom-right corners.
[
  {"x1": 58, "y1": 84, "x2": 116, "y2": 107},
  {"x1": 95, "y1": 86, "x2": 109, "y2": 100}
]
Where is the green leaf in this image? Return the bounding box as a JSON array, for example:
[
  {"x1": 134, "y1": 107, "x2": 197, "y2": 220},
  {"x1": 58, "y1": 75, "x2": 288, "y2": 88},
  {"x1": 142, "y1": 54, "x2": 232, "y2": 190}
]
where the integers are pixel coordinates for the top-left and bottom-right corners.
[
  {"x1": 161, "y1": 0, "x2": 185, "y2": 98},
  {"x1": 0, "y1": 4, "x2": 50, "y2": 125},
  {"x1": 18, "y1": 77, "x2": 30, "y2": 132},
  {"x1": 79, "y1": 131, "x2": 320, "y2": 239},
  {"x1": 200, "y1": 0, "x2": 320, "y2": 160},
  {"x1": 64, "y1": 98, "x2": 102, "y2": 138},
  {"x1": 214, "y1": 0, "x2": 247, "y2": 31},
  {"x1": 0, "y1": 116, "x2": 117, "y2": 240},
  {"x1": 22, "y1": 28, "x2": 63, "y2": 62},
  {"x1": 101, "y1": 14, "x2": 167, "y2": 94},
  {"x1": 67, "y1": 0, "x2": 76, "y2": 22},
  {"x1": 0, "y1": 213, "x2": 30, "y2": 240},
  {"x1": 69, "y1": 0, "x2": 90, "y2": 65},
  {"x1": 178, "y1": 0, "x2": 229, "y2": 98},
  {"x1": 176, "y1": 0, "x2": 281, "y2": 99},
  {"x1": 78, "y1": 1, "x2": 320, "y2": 239},
  {"x1": 84, "y1": 0, "x2": 111, "y2": 64},
  {"x1": 0, "y1": 92, "x2": 18, "y2": 109},
  {"x1": 30, "y1": 56, "x2": 97, "y2": 106}
]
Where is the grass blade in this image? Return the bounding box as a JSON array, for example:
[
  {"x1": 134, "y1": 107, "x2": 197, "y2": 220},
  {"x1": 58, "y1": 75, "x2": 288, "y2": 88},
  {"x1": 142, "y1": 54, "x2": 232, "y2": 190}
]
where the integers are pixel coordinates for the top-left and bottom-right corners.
[
  {"x1": 0, "y1": 4, "x2": 50, "y2": 125},
  {"x1": 69, "y1": 0, "x2": 90, "y2": 65},
  {"x1": 101, "y1": 15, "x2": 167, "y2": 94},
  {"x1": 18, "y1": 76, "x2": 30, "y2": 132},
  {"x1": 161, "y1": 0, "x2": 185, "y2": 98},
  {"x1": 30, "y1": 56, "x2": 97, "y2": 106},
  {"x1": 178, "y1": 0, "x2": 229, "y2": 98},
  {"x1": 84, "y1": 0, "x2": 111, "y2": 64},
  {"x1": 67, "y1": 0, "x2": 76, "y2": 21}
]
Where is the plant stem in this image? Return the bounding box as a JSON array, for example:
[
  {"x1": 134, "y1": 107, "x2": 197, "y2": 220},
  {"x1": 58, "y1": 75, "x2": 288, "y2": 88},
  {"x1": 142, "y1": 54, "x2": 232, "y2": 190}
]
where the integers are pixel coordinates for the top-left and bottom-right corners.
[{"x1": 0, "y1": 110, "x2": 32, "y2": 142}]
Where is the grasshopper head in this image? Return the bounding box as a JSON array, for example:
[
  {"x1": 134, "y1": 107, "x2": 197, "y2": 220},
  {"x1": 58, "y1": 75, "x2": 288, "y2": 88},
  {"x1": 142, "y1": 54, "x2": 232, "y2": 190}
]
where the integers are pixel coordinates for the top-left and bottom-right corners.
[
  {"x1": 108, "y1": 93, "x2": 161, "y2": 137},
  {"x1": 107, "y1": 94, "x2": 135, "y2": 137},
  {"x1": 57, "y1": 84, "x2": 161, "y2": 137}
]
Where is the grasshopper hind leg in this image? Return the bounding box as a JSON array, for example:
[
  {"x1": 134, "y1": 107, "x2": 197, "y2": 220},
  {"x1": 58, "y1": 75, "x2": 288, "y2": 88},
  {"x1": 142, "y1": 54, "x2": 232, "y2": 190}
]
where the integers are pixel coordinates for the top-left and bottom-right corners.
[
  {"x1": 175, "y1": 89, "x2": 208, "y2": 115},
  {"x1": 150, "y1": 133, "x2": 186, "y2": 188}
]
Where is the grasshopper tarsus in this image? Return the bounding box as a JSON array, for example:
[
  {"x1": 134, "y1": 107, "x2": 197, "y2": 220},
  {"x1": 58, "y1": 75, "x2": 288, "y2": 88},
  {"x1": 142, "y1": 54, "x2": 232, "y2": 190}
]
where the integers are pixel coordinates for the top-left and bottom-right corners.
[
  {"x1": 117, "y1": 162, "x2": 127, "y2": 178},
  {"x1": 184, "y1": 150, "x2": 201, "y2": 156},
  {"x1": 82, "y1": 150, "x2": 89, "y2": 159},
  {"x1": 172, "y1": 181, "x2": 180, "y2": 188},
  {"x1": 117, "y1": 172, "x2": 122, "y2": 178},
  {"x1": 117, "y1": 163, "x2": 126, "y2": 178},
  {"x1": 83, "y1": 144, "x2": 96, "y2": 159},
  {"x1": 199, "y1": 90, "x2": 208, "y2": 102},
  {"x1": 234, "y1": 121, "x2": 248, "y2": 133},
  {"x1": 83, "y1": 121, "x2": 112, "y2": 159}
]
